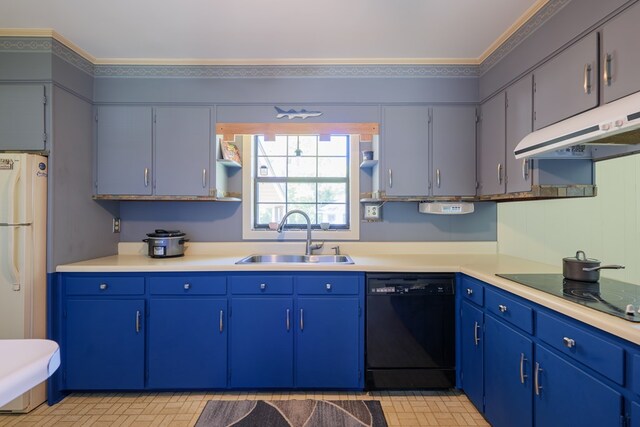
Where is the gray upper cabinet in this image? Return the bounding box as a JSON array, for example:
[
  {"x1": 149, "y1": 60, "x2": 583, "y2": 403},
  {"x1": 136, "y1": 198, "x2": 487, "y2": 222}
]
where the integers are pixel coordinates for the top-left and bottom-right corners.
[
  {"x1": 533, "y1": 32, "x2": 598, "y2": 130},
  {"x1": 381, "y1": 106, "x2": 429, "y2": 197},
  {"x1": 602, "y1": 1, "x2": 640, "y2": 103},
  {"x1": 96, "y1": 106, "x2": 153, "y2": 196},
  {"x1": 431, "y1": 106, "x2": 477, "y2": 197},
  {"x1": 154, "y1": 107, "x2": 211, "y2": 196},
  {"x1": 505, "y1": 76, "x2": 533, "y2": 193},
  {"x1": 0, "y1": 84, "x2": 46, "y2": 151},
  {"x1": 478, "y1": 94, "x2": 506, "y2": 196}
]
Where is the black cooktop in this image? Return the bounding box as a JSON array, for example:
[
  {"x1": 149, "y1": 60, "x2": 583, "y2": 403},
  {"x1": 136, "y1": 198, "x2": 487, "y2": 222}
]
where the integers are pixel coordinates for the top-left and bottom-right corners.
[{"x1": 497, "y1": 274, "x2": 640, "y2": 323}]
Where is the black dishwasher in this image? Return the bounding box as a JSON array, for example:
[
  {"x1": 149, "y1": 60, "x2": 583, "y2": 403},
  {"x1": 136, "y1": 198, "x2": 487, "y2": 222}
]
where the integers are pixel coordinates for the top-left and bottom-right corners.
[{"x1": 365, "y1": 273, "x2": 455, "y2": 389}]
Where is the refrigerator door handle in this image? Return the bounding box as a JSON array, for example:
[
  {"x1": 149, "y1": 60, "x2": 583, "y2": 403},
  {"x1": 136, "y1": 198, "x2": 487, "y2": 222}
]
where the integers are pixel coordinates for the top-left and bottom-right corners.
[{"x1": 5, "y1": 226, "x2": 21, "y2": 289}]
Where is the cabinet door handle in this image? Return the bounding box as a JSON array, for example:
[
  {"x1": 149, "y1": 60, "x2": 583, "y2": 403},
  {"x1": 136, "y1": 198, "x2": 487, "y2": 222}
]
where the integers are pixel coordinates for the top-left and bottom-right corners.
[
  {"x1": 520, "y1": 353, "x2": 528, "y2": 384},
  {"x1": 498, "y1": 304, "x2": 508, "y2": 313},
  {"x1": 286, "y1": 308, "x2": 290, "y2": 331},
  {"x1": 583, "y1": 63, "x2": 592, "y2": 94},
  {"x1": 135, "y1": 310, "x2": 141, "y2": 333},
  {"x1": 144, "y1": 168, "x2": 149, "y2": 187},
  {"x1": 603, "y1": 53, "x2": 612, "y2": 86},
  {"x1": 534, "y1": 362, "x2": 543, "y2": 396},
  {"x1": 202, "y1": 169, "x2": 207, "y2": 188},
  {"x1": 497, "y1": 163, "x2": 503, "y2": 185},
  {"x1": 436, "y1": 168, "x2": 441, "y2": 188},
  {"x1": 388, "y1": 169, "x2": 393, "y2": 188},
  {"x1": 300, "y1": 309, "x2": 304, "y2": 331},
  {"x1": 219, "y1": 310, "x2": 224, "y2": 333},
  {"x1": 473, "y1": 321, "x2": 480, "y2": 346},
  {"x1": 522, "y1": 159, "x2": 530, "y2": 181},
  {"x1": 563, "y1": 337, "x2": 575, "y2": 348}
]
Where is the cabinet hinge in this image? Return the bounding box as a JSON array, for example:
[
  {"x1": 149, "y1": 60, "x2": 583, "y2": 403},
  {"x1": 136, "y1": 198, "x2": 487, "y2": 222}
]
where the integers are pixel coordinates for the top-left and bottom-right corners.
[
  {"x1": 95, "y1": 113, "x2": 98, "y2": 122},
  {"x1": 533, "y1": 82, "x2": 537, "y2": 93},
  {"x1": 533, "y1": 111, "x2": 537, "y2": 121},
  {"x1": 153, "y1": 113, "x2": 157, "y2": 124},
  {"x1": 475, "y1": 181, "x2": 479, "y2": 190},
  {"x1": 43, "y1": 95, "x2": 47, "y2": 105},
  {"x1": 475, "y1": 110, "x2": 481, "y2": 123},
  {"x1": 505, "y1": 95, "x2": 509, "y2": 109},
  {"x1": 427, "y1": 109, "x2": 433, "y2": 124},
  {"x1": 43, "y1": 132, "x2": 47, "y2": 142},
  {"x1": 620, "y1": 415, "x2": 626, "y2": 427}
]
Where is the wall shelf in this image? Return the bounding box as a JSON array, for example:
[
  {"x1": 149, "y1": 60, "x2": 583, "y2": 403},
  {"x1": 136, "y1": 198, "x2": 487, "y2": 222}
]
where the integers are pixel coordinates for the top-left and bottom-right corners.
[
  {"x1": 359, "y1": 159, "x2": 378, "y2": 169},
  {"x1": 217, "y1": 159, "x2": 242, "y2": 168}
]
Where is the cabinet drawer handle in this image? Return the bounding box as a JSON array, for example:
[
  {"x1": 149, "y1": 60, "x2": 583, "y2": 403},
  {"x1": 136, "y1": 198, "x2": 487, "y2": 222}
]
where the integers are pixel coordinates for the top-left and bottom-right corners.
[
  {"x1": 260, "y1": 283, "x2": 266, "y2": 290},
  {"x1": 473, "y1": 321, "x2": 480, "y2": 346},
  {"x1": 135, "y1": 310, "x2": 141, "y2": 333},
  {"x1": 519, "y1": 353, "x2": 528, "y2": 384},
  {"x1": 99, "y1": 283, "x2": 108, "y2": 290},
  {"x1": 583, "y1": 63, "x2": 592, "y2": 94},
  {"x1": 144, "y1": 168, "x2": 149, "y2": 187},
  {"x1": 219, "y1": 310, "x2": 224, "y2": 333},
  {"x1": 286, "y1": 309, "x2": 290, "y2": 331},
  {"x1": 202, "y1": 169, "x2": 207, "y2": 188},
  {"x1": 466, "y1": 288, "x2": 473, "y2": 295},
  {"x1": 436, "y1": 168, "x2": 441, "y2": 188},
  {"x1": 498, "y1": 304, "x2": 508, "y2": 313},
  {"x1": 603, "y1": 53, "x2": 612, "y2": 86},
  {"x1": 388, "y1": 169, "x2": 393, "y2": 188},
  {"x1": 325, "y1": 283, "x2": 332, "y2": 291},
  {"x1": 184, "y1": 283, "x2": 191, "y2": 290},
  {"x1": 300, "y1": 309, "x2": 304, "y2": 331},
  {"x1": 562, "y1": 337, "x2": 575, "y2": 348},
  {"x1": 534, "y1": 362, "x2": 543, "y2": 396}
]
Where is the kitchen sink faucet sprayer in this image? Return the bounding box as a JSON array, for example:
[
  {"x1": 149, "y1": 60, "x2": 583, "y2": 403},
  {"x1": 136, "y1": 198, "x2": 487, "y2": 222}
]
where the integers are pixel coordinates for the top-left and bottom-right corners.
[{"x1": 276, "y1": 209, "x2": 323, "y2": 256}]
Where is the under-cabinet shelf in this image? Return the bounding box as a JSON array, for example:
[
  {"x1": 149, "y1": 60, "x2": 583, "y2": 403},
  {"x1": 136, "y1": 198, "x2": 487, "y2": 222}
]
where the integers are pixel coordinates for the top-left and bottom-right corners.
[
  {"x1": 359, "y1": 160, "x2": 378, "y2": 169},
  {"x1": 217, "y1": 159, "x2": 242, "y2": 168}
]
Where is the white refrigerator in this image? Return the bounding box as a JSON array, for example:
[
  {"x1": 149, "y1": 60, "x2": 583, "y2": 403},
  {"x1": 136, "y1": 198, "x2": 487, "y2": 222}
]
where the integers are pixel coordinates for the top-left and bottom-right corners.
[{"x1": 0, "y1": 153, "x2": 48, "y2": 412}]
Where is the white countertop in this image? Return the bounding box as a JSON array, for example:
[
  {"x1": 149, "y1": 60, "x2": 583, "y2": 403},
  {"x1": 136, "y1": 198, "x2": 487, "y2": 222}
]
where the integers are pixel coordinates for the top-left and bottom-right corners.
[
  {"x1": 57, "y1": 245, "x2": 640, "y2": 346},
  {"x1": 0, "y1": 339, "x2": 60, "y2": 407}
]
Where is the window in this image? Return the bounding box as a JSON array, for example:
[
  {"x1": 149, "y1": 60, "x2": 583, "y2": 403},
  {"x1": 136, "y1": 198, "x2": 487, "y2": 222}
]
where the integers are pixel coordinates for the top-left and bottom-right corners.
[
  {"x1": 254, "y1": 134, "x2": 349, "y2": 229},
  {"x1": 241, "y1": 132, "x2": 361, "y2": 241}
]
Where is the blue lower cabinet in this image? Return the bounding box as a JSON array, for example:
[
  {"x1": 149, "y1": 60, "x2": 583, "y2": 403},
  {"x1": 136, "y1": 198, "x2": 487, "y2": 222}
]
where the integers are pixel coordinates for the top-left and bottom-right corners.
[
  {"x1": 296, "y1": 297, "x2": 360, "y2": 388},
  {"x1": 484, "y1": 315, "x2": 533, "y2": 427},
  {"x1": 147, "y1": 298, "x2": 227, "y2": 389},
  {"x1": 460, "y1": 301, "x2": 484, "y2": 412},
  {"x1": 65, "y1": 299, "x2": 145, "y2": 389},
  {"x1": 229, "y1": 297, "x2": 294, "y2": 388},
  {"x1": 534, "y1": 345, "x2": 622, "y2": 427},
  {"x1": 631, "y1": 401, "x2": 640, "y2": 427}
]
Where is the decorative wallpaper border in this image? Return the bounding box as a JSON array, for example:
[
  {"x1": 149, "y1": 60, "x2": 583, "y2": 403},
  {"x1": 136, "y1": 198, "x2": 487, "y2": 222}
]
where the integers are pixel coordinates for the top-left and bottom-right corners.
[{"x1": 0, "y1": 0, "x2": 567, "y2": 79}]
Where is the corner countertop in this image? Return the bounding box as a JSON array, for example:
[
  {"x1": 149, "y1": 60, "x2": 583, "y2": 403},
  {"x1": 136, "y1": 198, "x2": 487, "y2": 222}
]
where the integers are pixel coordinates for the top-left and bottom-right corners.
[{"x1": 56, "y1": 243, "x2": 640, "y2": 346}]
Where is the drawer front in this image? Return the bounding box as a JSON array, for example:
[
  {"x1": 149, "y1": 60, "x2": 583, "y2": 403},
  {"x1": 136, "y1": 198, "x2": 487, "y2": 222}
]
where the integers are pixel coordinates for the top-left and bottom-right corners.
[
  {"x1": 296, "y1": 275, "x2": 359, "y2": 295},
  {"x1": 65, "y1": 276, "x2": 145, "y2": 295},
  {"x1": 632, "y1": 353, "x2": 640, "y2": 396},
  {"x1": 149, "y1": 276, "x2": 226, "y2": 295},
  {"x1": 485, "y1": 288, "x2": 533, "y2": 334},
  {"x1": 460, "y1": 276, "x2": 484, "y2": 306},
  {"x1": 230, "y1": 275, "x2": 293, "y2": 295},
  {"x1": 537, "y1": 311, "x2": 624, "y2": 385}
]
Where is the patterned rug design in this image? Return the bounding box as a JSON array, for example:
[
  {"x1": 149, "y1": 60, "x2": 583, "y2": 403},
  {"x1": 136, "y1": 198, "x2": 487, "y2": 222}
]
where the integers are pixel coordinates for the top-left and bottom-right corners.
[{"x1": 195, "y1": 399, "x2": 388, "y2": 427}]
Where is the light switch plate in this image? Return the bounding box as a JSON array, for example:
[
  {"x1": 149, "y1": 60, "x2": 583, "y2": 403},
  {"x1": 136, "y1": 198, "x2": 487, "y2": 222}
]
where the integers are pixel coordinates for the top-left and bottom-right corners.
[{"x1": 363, "y1": 204, "x2": 382, "y2": 221}]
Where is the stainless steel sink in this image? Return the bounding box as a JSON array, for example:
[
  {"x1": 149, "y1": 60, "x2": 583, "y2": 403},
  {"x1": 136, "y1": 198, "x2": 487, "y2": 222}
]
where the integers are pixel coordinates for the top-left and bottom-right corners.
[{"x1": 235, "y1": 254, "x2": 354, "y2": 264}]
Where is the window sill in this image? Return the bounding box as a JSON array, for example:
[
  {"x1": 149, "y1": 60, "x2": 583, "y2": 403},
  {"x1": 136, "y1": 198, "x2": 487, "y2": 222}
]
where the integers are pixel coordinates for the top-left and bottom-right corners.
[{"x1": 242, "y1": 228, "x2": 359, "y2": 241}]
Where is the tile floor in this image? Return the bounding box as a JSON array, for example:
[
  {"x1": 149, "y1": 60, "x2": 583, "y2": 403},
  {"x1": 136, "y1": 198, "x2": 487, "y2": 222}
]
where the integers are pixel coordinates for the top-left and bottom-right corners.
[{"x1": 0, "y1": 390, "x2": 489, "y2": 426}]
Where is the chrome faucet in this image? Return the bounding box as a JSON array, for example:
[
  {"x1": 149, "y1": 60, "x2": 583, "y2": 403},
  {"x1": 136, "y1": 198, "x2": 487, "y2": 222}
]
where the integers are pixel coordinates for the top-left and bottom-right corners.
[{"x1": 276, "y1": 209, "x2": 323, "y2": 256}]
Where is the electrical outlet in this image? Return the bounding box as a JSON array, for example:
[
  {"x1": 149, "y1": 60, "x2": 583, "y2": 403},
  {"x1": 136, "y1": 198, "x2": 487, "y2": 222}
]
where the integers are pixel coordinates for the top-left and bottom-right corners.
[
  {"x1": 363, "y1": 204, "x2": 382, "y2": 221},
  {"x1": 112, "y1": 217, "x2": 121, "y2": 233}
]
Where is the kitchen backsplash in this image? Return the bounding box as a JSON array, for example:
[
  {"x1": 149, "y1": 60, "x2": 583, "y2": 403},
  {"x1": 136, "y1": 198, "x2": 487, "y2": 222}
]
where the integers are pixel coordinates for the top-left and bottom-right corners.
[{"x1": 498, "y1": 154, "x2": 640, "y2": 285}]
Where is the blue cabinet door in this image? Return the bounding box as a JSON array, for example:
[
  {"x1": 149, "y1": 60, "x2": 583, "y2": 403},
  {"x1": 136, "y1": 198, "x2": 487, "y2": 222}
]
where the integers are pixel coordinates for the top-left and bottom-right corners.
[
  {"x1": 96, "y1": 105, "x2": 153, "y2": 195},
  {"x1": 631, "y1": 401, "x2": 640, "y2": 427},
  {"x1": 484, "y1": 315, "x2": 533, "y2": 427},
  {"x1": 229, "y1": 297, "x2": 293, "y2": 388},
  {"x1": 381, "y1": 106, "x2": 429, "y2": 197},
  {"x1": 460, "y1": 301, "x2": 484, "y2": 412},
  {"x1": 65, "y1": 299, "x2": 145, "y2": 389},
  {"x1": 0, "y1": 84, "x2": 46, "y2": 151},
  {"x1": 154, "y1": 107, "x2": 211, "y2": 196},
  {"x1": 534, "y1": 345, "x2": 622, "y2": 427},
  {"x1": 478, "y1": 93, "x2": 506, "y2": 196},
  {"x1": 296, "y1": 297, "x2": 360, "y2": 389},
  {"x1": 147, "y1": 298, "x2": 226, "y2": 389}
]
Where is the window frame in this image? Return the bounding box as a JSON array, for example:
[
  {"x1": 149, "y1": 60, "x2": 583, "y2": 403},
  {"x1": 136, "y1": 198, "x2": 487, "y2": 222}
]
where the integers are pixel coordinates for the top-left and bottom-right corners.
[{"x1": 242, "y1": 134, "x2": 361, "y2": 241}]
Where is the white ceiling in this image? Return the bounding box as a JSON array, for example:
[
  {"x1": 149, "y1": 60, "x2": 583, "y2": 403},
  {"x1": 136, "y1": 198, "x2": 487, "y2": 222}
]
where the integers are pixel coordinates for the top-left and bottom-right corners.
[{"x1": 0, "y1": 0, "x2": 544, "y2": 64}]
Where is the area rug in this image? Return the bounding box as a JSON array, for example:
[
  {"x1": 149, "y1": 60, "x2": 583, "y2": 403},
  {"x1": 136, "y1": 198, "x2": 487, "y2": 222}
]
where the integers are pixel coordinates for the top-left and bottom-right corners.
[{"x1": 195, "y1": 399, "x2": 388, "y2": 427}]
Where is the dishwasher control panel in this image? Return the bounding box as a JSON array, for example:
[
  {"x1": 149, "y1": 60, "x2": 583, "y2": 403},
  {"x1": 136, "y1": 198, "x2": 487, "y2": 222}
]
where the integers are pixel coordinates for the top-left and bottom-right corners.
[{"x1": 366, "y1": 273, "x2": 455, "y2": 295}]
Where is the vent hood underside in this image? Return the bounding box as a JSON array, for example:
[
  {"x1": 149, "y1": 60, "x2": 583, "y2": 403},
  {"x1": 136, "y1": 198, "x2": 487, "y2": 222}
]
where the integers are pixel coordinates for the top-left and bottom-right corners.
[{"x1": 515, "y1": 91, "x2": 640, "y2": 161}]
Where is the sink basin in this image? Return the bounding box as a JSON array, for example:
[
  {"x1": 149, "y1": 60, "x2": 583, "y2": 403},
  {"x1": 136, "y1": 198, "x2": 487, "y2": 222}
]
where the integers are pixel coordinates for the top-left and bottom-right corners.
[{"x1": 235, "y1": 254, "x2": 354, "y2": 265}]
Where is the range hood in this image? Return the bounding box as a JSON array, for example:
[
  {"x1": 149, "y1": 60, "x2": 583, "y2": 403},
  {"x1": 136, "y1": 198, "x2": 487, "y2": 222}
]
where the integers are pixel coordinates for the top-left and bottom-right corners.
[{"x1": 515, "y1": 91, "x2": 640, "y2": 160}]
